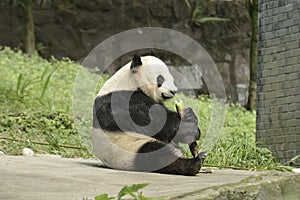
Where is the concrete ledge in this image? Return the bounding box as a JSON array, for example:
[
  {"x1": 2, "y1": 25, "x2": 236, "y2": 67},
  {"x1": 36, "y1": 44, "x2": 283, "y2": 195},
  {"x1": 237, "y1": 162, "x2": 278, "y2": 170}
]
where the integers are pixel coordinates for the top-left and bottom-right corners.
[
  {"x1": 170, "y1": 171, "x2": 300, "y2": 200},
  {"x1": 1, "y1": 155, "x2": 299, "y2": 199}
]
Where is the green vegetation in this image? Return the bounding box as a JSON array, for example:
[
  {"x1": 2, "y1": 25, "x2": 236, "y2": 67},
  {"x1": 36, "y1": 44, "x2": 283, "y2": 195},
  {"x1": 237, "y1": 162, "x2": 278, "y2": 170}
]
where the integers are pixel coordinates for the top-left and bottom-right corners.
[
  {"x1": 0, "y1": 46, "x2": 81, "y2": 112},
  {"x1": 91, "y1": 183, "x2": 152, "y2": 200},
  {"x1": 0, "y1": 46, "x2": 105, "y2": 157},
  {"x1": 0, "y1": 112, "x2": 91, "y2": 157},
  {"x1": 185, "y1": 0, "x2": 229, "y2": 26},
  {"x1": 0, "y1": 47, "x2": 288, "y2": 171}
]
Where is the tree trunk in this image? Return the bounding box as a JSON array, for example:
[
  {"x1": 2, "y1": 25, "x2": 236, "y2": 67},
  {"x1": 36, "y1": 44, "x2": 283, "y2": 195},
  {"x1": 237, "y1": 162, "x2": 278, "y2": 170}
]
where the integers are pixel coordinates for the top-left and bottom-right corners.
[
  {"x1": 23, "y1": 0, "x2": 35, "y2": 55},
  {"x1": 246, "y1": 0, "x2": 258, "y2": 111}
]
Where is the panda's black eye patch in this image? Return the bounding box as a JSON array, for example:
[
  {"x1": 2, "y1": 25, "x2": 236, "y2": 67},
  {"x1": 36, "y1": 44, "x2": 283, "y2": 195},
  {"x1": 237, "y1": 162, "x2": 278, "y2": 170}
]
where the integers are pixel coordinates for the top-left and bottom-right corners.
[{"x1": 157, "y1": 75, "x2": 164, "y2": 87}]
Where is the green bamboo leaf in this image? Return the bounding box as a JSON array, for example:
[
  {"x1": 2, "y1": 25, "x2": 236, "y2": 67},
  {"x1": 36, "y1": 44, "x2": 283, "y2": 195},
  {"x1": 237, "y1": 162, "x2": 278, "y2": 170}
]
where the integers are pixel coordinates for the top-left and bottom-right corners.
[
  {"x1": 117, "y1": 183, "x2": 149, "y2": 200},
  {"x1": 95, "y1": 193, "x2": 114, "y2": 200}
]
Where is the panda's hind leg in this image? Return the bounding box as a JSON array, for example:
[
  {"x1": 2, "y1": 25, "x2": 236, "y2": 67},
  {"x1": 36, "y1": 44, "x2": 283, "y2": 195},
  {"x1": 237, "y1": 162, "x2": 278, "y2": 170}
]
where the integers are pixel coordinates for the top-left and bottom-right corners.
[
  {"x1": 136, "y1": 141, "x2": 206, "y2": 176},
  {"x1": 156, "y1": 152, "x2": 207, "y2": 176}
]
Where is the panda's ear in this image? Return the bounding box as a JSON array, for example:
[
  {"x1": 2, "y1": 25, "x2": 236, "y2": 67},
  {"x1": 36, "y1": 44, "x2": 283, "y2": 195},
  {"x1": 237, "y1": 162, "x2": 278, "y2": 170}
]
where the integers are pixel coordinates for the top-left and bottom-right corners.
[{"x1": 130, "y1": 54, "x2": 142, "y2": 73}]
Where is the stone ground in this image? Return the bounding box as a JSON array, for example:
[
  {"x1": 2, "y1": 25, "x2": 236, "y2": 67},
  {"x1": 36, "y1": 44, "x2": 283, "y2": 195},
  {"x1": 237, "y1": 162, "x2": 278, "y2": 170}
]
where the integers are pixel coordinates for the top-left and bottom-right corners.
[{"x1": 1, "y1": 155, "x2": 299, "y2": 200}]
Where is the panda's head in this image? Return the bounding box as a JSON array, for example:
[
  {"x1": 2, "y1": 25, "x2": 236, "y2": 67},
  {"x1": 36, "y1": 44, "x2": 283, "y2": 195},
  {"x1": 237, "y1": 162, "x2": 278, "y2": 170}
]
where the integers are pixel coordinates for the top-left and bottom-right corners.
[{"x1": 130, "y1": 55, "x2": 177, "y2": 103}]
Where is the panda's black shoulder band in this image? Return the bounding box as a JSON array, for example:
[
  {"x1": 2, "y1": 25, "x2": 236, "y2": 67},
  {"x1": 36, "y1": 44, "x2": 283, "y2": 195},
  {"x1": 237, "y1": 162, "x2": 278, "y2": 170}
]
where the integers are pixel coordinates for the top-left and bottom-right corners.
[{"x1": 131, "y1": 54, "x2": 142, "y2": 71}]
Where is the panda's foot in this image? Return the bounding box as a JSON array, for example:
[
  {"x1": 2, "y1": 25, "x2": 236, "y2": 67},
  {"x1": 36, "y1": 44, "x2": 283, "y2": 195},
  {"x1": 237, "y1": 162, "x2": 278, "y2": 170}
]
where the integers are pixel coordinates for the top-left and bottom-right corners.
[
  {"x1": 189, "y1": 151, "x2": 207, "y2": 175},
  {"x1": 198, "y1": 151, "x2": 207, "y2": 161},
  {"x1": 197, "y1": 151, "x2": 207, "y2": 169},
  {"x1": 155, "y1": 151, "x2": 207, "y2": 176}
]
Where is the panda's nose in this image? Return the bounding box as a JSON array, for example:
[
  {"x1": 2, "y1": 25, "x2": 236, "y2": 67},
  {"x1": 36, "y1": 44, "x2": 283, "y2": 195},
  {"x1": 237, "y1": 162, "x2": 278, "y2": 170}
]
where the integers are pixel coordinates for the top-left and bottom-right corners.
[{"x1": 170, "y1": 90, "x2": 177, "y2": 95}]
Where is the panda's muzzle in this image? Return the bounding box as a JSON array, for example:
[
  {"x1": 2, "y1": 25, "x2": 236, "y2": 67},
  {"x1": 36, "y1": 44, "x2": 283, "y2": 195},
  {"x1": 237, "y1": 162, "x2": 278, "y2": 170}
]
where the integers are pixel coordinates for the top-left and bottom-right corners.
[
  {"x1": 162, "y1": 90, "x2": 177, "y2": 100},
  {"x1": 162, "y1": 93, "x2": 172, "y2": 100}
]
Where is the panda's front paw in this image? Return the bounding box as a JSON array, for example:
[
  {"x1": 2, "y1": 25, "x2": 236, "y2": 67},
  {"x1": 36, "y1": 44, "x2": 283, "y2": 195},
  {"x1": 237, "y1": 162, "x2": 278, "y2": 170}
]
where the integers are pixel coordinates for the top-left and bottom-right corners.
[
  {"x1": 174, "y1": 123, "x2": 201, "y2": 144},
  {"x1": 181, "y1": 108, "x2": 198, "y2": 124}
]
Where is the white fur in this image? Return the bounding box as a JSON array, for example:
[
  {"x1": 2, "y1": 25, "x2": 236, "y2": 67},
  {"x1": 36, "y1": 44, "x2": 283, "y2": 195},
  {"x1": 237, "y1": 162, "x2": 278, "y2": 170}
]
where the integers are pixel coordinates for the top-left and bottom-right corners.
[
  {"x1": 97, "y1": 56, "x2": 177, "y2": 102},
  {"x1": 92, "y1": 129, "x2": 154, "y2": 169},
  {"x1": 92, "y1": 129, "x2": 183, "y2": 170}
]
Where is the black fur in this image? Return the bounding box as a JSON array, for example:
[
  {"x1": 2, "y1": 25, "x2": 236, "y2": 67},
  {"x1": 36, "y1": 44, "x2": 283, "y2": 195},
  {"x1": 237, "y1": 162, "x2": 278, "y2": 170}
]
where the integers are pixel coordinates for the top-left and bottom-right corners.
[
  {"x1": 94, "y1": 90, "x2": 180, "y2": 143},
  {"x1": 93, "y1": 90, "x2": 204, "y2": 175},
  {"x1": 155, "y1": 152, "x2": 207, "y2": 176},
  {"x1": 157, "y1": 75, "x2": 164, "y2": 87},
  {"x1": 130, "y1": 54, "x2": 142, "y2": 72}
]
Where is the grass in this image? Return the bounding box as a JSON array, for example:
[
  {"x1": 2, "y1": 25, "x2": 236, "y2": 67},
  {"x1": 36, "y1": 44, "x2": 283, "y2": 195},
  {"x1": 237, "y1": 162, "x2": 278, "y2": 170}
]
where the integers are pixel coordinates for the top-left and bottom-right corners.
[
  {"x1": 0, "y1": 46, "x2": 101, "y2": 158},
  {"x1": 0, "y1": 46, "x2": 289, "y2": 170},
  {"x1": 0, "y1": 111, "x2": 92, "y2": 157},
  {"x1": 0, "y1": 47, "x2": 80, "y2": 112}
]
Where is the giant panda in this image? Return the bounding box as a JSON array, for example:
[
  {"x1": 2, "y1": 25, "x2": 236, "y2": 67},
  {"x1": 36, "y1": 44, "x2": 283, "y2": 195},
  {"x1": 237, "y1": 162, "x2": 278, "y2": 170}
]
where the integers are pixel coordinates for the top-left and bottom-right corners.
[{"x1": 92, "y1": 54, "x2": 206, "y2": 175}]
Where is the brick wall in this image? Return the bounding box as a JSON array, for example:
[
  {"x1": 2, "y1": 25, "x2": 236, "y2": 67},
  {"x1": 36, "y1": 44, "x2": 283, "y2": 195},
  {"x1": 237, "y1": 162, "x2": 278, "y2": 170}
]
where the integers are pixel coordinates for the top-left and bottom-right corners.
[{"x1": 256, "y1": 0, "x2": 300, "y2": 163}]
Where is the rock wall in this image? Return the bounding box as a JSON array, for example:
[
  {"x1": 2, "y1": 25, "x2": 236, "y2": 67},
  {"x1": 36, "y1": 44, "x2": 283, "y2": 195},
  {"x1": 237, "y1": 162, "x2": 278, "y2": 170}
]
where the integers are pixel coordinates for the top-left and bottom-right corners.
[
  {"x1": 256, "y1": 0, "x2": 300, "y2": 163},
  {"x1": 0, "y1": 0, "x2": 251, "y2": 104}
]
